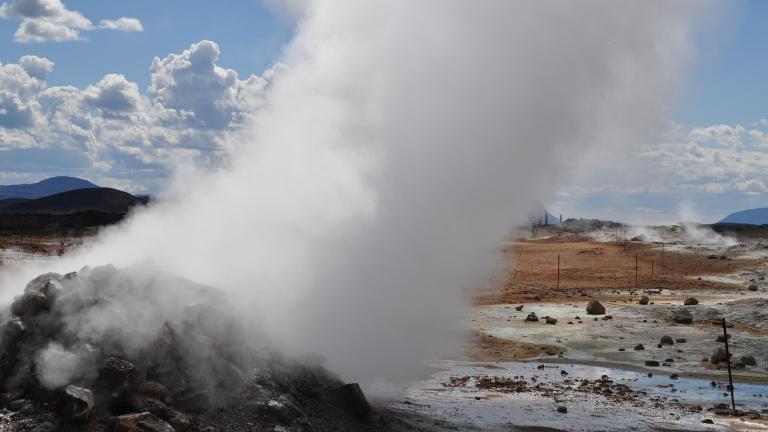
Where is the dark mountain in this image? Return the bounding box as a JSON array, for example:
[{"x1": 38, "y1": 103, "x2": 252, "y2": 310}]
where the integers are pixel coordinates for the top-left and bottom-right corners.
[
  {"x1": 0, "y1": 176, "x2": 99, "y2": 199},
  {"x1": 0, "y1": 188, "x2": 143, "y2": 215},
  {"x1": 718, "y1": 208, "x2": 768, "y2": 225}
]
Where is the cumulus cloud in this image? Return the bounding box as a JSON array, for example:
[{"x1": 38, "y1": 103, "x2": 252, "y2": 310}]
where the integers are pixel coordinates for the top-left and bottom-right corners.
[
  {"x1": 0, "y1": 43, "x2": 274, "y2": 191},
  {"x1": 98, "y1": 17, "x2": 142, "y2": 32},
  {"x1": 19, "y1": 54, "x2": 53, "y2": 80},
  {"x1": 83, "y1": 74, "x2": 141, "y2": 113},
  {"x1": 148, "y1": 40, "x2": 268, "y2": 129},
  {"x1": 0, "y1": 0, "x2": 141, "y2": 43}
]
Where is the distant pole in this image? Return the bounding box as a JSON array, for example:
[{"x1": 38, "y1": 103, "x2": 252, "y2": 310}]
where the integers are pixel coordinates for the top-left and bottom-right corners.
[
  {"x1": 635, "y1": 253, "x2": 638, "y2": 289},
  {"x1": 661, "y1": 243, "x2": 665, "y2": 267},
  {"x1": 722, "y1": 318, "x2": 736, "y2": 413},
  {"x1": 651, "y1": 259, "x2": 654, "y2": 278},
  {"x1": 557, "y1": 254, "x2": 560, "y2": 290}
]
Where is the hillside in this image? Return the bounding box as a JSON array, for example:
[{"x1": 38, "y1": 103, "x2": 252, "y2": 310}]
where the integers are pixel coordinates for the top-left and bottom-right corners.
[
  {"x1": 0, "y1": 176, "x2": 98, "y2": 199},
  {"x1": 0, "y1": 188, "x2": 143, "y2": 215},
  {"x1": 718, "y1": 208, "x2": 768, "y2": 225}
]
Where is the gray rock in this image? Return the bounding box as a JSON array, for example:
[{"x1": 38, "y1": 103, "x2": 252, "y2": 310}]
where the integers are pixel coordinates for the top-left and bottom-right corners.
[
  {"x1": 710, "y1": 348, "x2": 731, "y2": 364},
  {"x1": 645, "y1": 360, "x2": 660, "y2": 367},
  {"x1": 676, "y1": 338, "x2": 687, "y2": 343},
  {"x1": 684, "y1": 298, "x2": 699, "y2": 306},
  {"x1": 525, "y1": 312, "x2": 539, "y2": 322},
  {"x1": 639, "y1": 296, "x2": 649, "y2": 305},
  {"x1": 634, "y1": 344, "x2": 645, "y2": 351},
  {"x1": 660, "y1": 335, "x2": 674, "y2": 345},
  {"x1": 671, "y1": 308, "x2": 693, "y2": 324},
  {"x1": 57, "y1": 385, "x2": 93, "y2": 421}
]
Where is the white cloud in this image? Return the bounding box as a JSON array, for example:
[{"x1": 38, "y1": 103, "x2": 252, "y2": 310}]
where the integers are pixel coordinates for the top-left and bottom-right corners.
[
  {"x1": 98, "y1": 17, "x2": 142, "y2": 32},
  {"x1": 148, "y1": 40, "x2": 268, "y2": 129},
  {"x1": 0, "y1": 42, "x2": 274, "y2": 191},
  {"x1": 19, "y1": 54, "x2": 53, "y2": 80},
  {"x1": 83, "y1": 74, "x2": 141, "y2": 113},
  {"x1": 0, "y1": 0, "x2": 141, "y2": 43}
]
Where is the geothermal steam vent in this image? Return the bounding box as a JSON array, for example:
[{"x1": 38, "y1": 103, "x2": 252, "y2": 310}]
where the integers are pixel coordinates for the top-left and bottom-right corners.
[{"x1": 0, "y1": 266, "x2": 372, "y2": 431}]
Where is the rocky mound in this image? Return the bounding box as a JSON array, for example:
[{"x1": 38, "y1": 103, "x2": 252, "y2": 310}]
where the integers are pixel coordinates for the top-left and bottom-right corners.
[{"x1": 0, "y1": 266, "x2": 397, "y2": 432}]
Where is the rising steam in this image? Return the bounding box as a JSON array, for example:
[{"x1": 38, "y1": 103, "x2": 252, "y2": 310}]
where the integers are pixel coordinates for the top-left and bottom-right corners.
[{"x1": 1, "y1": 1, "x2": 710, "y2": 381}]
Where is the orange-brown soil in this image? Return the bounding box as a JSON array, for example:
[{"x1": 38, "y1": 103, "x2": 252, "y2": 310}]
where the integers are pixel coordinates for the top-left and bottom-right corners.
[{"x1": 477, "y1": 231, "x2": 758, "y2": 305}]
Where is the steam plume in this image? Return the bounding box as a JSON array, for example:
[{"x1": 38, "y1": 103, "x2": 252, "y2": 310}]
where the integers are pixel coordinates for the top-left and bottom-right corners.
[{"x1": 1, "y1": 1, "x2": 710, "y2": 381}]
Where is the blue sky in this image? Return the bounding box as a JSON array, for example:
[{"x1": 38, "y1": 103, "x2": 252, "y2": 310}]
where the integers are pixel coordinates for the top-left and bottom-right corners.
[
  {"x1": 0, "y1": 1, "x2": 292, "y2": 89},
  {"x1": 0, "y1": 0, "x2": 766, "y2": 224}
]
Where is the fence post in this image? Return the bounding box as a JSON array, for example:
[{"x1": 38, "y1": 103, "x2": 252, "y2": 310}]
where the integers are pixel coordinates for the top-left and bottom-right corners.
[{"x1": 722, "y1": 318, "x2": 736, "y2": 413}]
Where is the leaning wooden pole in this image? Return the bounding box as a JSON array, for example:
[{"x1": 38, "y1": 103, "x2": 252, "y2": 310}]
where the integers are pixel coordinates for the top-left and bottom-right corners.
[{"x1": 722, "y1": 318, "x2": 736, "y2": 413}]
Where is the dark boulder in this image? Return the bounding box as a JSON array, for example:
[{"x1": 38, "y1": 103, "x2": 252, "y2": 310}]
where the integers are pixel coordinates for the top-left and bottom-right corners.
[
  {"x1": 586, "y1": 301, "x2": 605, "y2": 315},
  {"x1": 525, "y1": 312, "x2": 539, "y2": 322},
  {"x1": 740, "y1": 355, "x2": 757, "y2": 366},
  {"x1": 660, "y1": 336, "x2": 674, "y2": 345},
  {"x1": 684, "y1": 298, "x2": 699, "y2": 306},
  {"x1": 634, "y1": 344, "x2": 645, "y2": 351},
  {"x1": 644, "y1": 360, "x2": 660, "y2": 367},
  {"x1": 639, "y1": 296, "x2": 649, "y2": 305},
  {"x1": 99, "y1": 357, "x2": 140, "y2": 389},
  {"x1": 334, "y1": 383, "x2": 371, "y2": 421},
  {"x1": 710, "y1": 348, "x2": 731, "y2": 364}
]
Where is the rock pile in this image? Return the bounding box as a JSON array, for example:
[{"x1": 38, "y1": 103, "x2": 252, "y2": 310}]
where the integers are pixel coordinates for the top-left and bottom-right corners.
[{"x1": 0, "y1": 266, "x2": 376, "y2": 431}]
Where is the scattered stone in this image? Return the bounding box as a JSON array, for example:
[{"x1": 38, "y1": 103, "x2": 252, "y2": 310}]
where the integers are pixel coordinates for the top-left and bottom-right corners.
[
  {"x1": 664, "y1": 358, "x2": 674, "y2": 363},
  {"x1": 748, "y1": 285, "x2": 758, "y2": 291},
  {"x1": 710, "y1": 348, "x2": 731, "y2": 364},
  {"x1": 684, "y1": 298, "x2": 699, "y2": 306},
  {"x1": 586, "y1": 301, "x2": 605, "y2": 315},
  {"x1": 702, "y1": 419, "x2": 714, "y2": 424},
  {"x1": 560, "y1": 370, "x2": 568, "y2": 376},
  {"x1": 556, "y1": 406, "x2": 567, "y2": 413},
  {"x1": 639, "y1": 296, "x2": 649, "y2": 305},
  {"x1": 675, "y1": 338, "x2": 687, "y2": 343},
  {"x1": 671, "y1": 308, "x2": 693, "y2": 324},
  {"x1": 671, "y1": 374, "x2": 679, "y2": 379},
  {"x1": 334, "y1": 383, "x2": 371, "y2": 421},
  {"x1": 741, "y1": 355, "x2": 757, "y2": 366},
  {"x1": 57, "y1": 385, "x2": 94, "y2": 421},
  {"x1": 515, "y1": 305, "x2": 524, "y2": 311},
  {"x1": 602, "y1": 315, "x2": 613, "y2": 321},
  {"x1": 634, "y1": 344, "x2": 645, "y2": 351},
  {"x1": 618, "y1": 348, "x2": 625, "y2": 352},
  {"x1": 660, "y1": 336, "x2": 674, "y2": 345},
  {"x1": 645, "y1": 360, "x2": 660, "y2": 367},
  {"x1": 657, "y1": 344, "x2": 663, "y2": 349},
  {"x1": 545, "y1": 317, "x2": 557, "y2": 325},
  {"x1": 525, "y1": 312, "x2": 539, "y2": 322}
]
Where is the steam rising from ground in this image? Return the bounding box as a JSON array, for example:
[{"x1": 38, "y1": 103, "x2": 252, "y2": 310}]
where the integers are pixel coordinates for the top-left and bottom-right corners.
[{"x1": 1, "y1": 1, "x2": 709, "y2": 381}]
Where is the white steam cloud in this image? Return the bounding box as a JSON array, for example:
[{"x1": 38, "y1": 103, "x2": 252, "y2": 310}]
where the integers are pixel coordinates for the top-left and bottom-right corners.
[{"x1": 1, "y1": 1, "x2": 710, "y2": 382}]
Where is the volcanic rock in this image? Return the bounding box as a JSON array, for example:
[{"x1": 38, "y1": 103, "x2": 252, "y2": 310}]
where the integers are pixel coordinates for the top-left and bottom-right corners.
[
  {"x1": 660, "y1": 336, "x2": 674, "y2": 345},
  {"x1": 676, "y1": 338, "x2": 687, "y2": 343},
  {"x1": 644, "y1": 360, "x2": 659, "y2": 367},
  {"x1": 671, "y1": 308, "x2": 693, "y2": 324},
  {"x1": 556, "y1": 406, "x2": 567, "y2": 413},
  {"x1": 748, "y1": 285, "x2": 758, "y2": 291},
  {"x1": 137, "y1": 382, "x2": 172, "y2": 404},
  {"x1": 10, "y1": 291, "x2": 50, "y2": 317},
  {"x1": 586, "y1": 301, "x2": 605, "y2": 315},
  {"x1": 525, "y1": 312, "x2": 539, "y2": 322},
  {"x1": 58, "y1": 385, "x2": 94, "y2": 421},
  {"x1": 100, "y1": 357, "x2": 139, "y2": 389},
  {"x1": 545, "y1": 317, "x2": 557, "y2": 325},
  {"x1": 634, "y1": 344, "x2": 644, "y2": 351},
  {"x1": 334, "y1": 383, "x2": 371, "y2": 421},
  {"x1": 639, "y1": 296, "x2": 649, "y2": 305},
  {"x1": 684, "y1": 298, "x2": 699, "y2": 306},
  {"x1": 110, "y1": 412, "x2": 174, "y2": 432}
]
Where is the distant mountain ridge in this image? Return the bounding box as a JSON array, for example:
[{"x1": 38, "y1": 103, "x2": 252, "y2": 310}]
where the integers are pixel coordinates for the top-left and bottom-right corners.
[
  {"x1": 0, "y1": 188, "x2": 142, "y2": 215},
  {"x1": 718, "y1": 208, "x2": 768, "y2": 225},
  {"x1": 0, "y1": 176, "x2": 98, "y2": 199}
]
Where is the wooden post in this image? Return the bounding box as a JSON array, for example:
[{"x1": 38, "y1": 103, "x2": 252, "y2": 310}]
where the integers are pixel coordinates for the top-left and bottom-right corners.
[
  {"x1": 722, "y1": 318, "x2": 736, "y2": 413},
  {"x1": 557, "y1": 254, "x2": 560, "y2": 290},
  {"x1": 635, "y1": 253, "x2": 638, "y2": 289}
]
